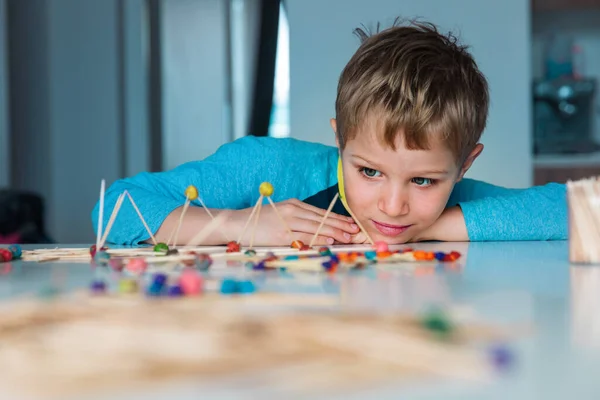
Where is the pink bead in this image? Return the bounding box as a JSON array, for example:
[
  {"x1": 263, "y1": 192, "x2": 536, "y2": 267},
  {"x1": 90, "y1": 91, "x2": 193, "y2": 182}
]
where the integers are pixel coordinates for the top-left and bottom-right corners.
[
  {"x1": 126, "y1": 258, "x2": 147, "y2": 273},
  {"x1": 179, "y1": 269, "x2": 203, "y2": 295},
  {"x1": 373, "y1": 241, "x2": 389, "y2": 252}
]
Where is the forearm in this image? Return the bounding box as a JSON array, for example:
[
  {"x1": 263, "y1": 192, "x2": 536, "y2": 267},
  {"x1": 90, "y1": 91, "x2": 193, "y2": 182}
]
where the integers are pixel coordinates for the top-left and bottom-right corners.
[{"x1": 414, "y1": 206, "x2": 468, "y2": 242}]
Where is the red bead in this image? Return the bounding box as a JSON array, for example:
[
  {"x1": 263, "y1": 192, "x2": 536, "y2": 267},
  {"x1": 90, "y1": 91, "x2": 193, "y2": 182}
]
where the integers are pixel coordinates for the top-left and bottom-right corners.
[
  {"x1": 300, "y1": 244, "x2": 310, "y2": 251},
  {"x1": 291, "y1": 240, "x2": 304, "y2": 249},
  {"x1": 226, "y1": 241, "x2": 241, "y2": 253},
  {"x1": 0, "y1": 249, "x2": 12, "y2": 262},
  {"x1": 449, "y1": 251, "x2": 461, "y2": 260}
]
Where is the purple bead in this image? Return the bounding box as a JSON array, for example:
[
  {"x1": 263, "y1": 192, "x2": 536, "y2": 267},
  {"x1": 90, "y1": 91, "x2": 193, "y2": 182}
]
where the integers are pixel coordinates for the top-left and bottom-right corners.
[
  {"x1": 90, "y1": 280, "x2": 106, "y2": 294},
  {"x1": 253, "y1": 261, "x2": 266, "y2": 270},
  {"x1": 490, "y1": 344, "x2": 513, "y2": 370},
  {"x1": 167, "y1": 285, "x2": 184, "y2": 297},
  {"x1": 152, "y1": 273, "x2": 168, "y2": 286}
]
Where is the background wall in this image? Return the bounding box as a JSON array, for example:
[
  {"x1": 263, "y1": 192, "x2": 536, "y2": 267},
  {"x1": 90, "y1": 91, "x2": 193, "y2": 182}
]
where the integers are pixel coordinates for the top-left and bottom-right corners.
[{"x1": 286, "y1": 0, "x2": 533, "y2": 188}]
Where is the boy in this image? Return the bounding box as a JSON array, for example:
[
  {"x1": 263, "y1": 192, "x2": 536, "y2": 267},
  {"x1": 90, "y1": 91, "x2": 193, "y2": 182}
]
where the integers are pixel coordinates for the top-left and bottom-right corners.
[{"x1": 92, "y1": 20, "x2": 567, "y2": 247}]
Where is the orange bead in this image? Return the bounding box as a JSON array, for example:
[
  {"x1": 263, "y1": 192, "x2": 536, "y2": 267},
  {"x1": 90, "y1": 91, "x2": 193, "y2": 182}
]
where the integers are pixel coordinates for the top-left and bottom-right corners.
[
  {"x1": 376, "y1": 251, "x2": 392, "y2": 259},
  {"x1": 291, "y1": 240, "x2": 304, "y2": 249},
  {"x1": 412, "y1": 250, "x2": 428, "y2": 260},
  {"x1": 424, "y1": 252, "x2": 435, "y2": 261}
]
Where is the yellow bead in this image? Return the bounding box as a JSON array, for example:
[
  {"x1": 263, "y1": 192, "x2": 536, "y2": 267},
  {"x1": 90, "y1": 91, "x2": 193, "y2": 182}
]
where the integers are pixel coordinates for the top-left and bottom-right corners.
[
  {"x1": 184, "y1": 185, "x2": 199, "y2": 200},
  {"x1": 259, "y1": 182, "x2": 274, "y2": 197}
]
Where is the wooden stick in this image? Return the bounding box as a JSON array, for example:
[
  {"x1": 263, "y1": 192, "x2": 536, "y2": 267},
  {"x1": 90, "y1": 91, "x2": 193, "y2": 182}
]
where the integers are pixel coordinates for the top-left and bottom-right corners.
[
  {"x1": 96, "y1": 179, "x2": 106, "y2": 250},
  {"x1": 98, "y1": 192, "x2": 126, "y2": 248},
  {"x1": 125, "y1": 191, "x2": 157, "y2": 246},
  {"x1": 341, "y1": 199, "x2": 374, "y2": 245},
  {"x1": 237, "y1": 195, "x2": 263, "y2": 244},
  {"x1": 309, "y1": 193, "x2": 339, "y2": 247},
  {"x1": 249, "y1": 201, "x2": 263, "y2": 250},
  {"x1": 186, "y1": 211, "x2": 232, "y2": 246},
  {"x1": 266, "y1": 196, "x2": 295, "y2": 242},
  {"x1": 170, "y1": 198, "x2": 191, "y2": 247}
]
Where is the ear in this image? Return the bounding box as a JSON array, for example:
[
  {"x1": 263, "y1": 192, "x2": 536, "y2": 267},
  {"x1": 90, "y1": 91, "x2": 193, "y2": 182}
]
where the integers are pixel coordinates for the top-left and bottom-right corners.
[
  {"x1": 330, "y1": 118, "x2": 339, "y2": 148},
  {"x1": 457, "y1": 143, "x2": 483, "y2": 181}
]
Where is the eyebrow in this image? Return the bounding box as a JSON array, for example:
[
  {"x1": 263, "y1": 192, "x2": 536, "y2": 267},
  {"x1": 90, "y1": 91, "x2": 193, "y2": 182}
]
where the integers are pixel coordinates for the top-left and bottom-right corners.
[{"x1": 350, "y1": 155, "x2": 449, "y2": 175}]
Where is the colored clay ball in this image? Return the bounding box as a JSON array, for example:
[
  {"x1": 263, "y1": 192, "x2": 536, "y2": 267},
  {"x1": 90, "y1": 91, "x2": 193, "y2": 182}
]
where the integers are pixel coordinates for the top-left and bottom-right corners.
[
  {"x1": 194, "y1": 253, "x2": 212, "y2": 270},
  {"x1": 184, "y1": 185, "x2": 199, "y2": 201},
  {"x1": 220, "y1": 278, "x2": 238, "y2": 294},
  {"x1": 373, "y1": 241, "x2": 389, "y2": 252},
  {"x1": 179, "y1": 269, "x2": 203, "y2": 295},
  {"x1": 109, "y1": 258, "x2": 124, "y2": 272},
  {"x1": 147, "y1": 273, "x2": 168, "y2": 296},
  {"x1": 364, "y1": 250, "x2": 377, "y2": 260},
  {"x1": 94, "y1": 250, "x2": 111, "y2": 265},
  {"x1": 8, "y1": 244, "x2": 22, "y2": 259},
  {"x1": 434, "y1": 252, "x2": 446, "y2": 261},
  {"x1": 259, "y1": 182, "x2": 274, "y2": 197},
  {"x1": 154, "y1": 242, "x2": 169, "y2": 254},
  {"x1": 126, "y1": 258, "x2": 147, "y2": 273},
  {"x1": 244, "y1": 249, "x2": 257, "y2": 257},
  {"x1": 237, "y1": 279, "x2": 256, "y2": 294},
  {"x1": 422, "y1": 308, "x2": 453, "y2": 338},
  {"x1": 118, "y1": 278, "x2": 138, "y2": 294},
  {"x1": 90, "y1": 280, "x2": 107, "y2": 294},
  {"x1": 291, "y1": 240, "x2": 305, "y2": 249},
  {"x1": 300, "y1": 244, "x2": 311, "y2": 251},
  {"x1": 318, "y1": 247, "x2": 332, "y2": 256},
  {"x1": 0, "y1": 249, "x2": 12, "y2": 262},
  {"x1": 226, "y1": 241, "x2": 241, "y2": 253}
]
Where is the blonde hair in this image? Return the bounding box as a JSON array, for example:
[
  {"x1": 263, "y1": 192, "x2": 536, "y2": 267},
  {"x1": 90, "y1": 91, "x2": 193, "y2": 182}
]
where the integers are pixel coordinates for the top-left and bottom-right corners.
[{"x1": 335, "y1": 19, "x2": 489, "y2": 164}]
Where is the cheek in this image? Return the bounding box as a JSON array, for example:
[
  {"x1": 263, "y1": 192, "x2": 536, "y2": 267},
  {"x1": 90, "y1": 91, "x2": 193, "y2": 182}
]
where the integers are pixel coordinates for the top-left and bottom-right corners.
[
  {"x1": 410, "y1": 188, "x2": 450, "y2": 222},
  {"x1": 343, "y1": 173, "x2": 374, "y2": 208}
]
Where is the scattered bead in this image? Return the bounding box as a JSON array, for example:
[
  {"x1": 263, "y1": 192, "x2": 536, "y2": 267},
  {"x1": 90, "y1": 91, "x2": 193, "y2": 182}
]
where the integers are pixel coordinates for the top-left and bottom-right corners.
[
  {"x1": 300, "y1": 244, "x2": 311, "y2": 251},
  {"x1": 126, "y1": 258, "x2": 147, "y2": 273},
  {"x1": 118, "y1": 278, "x2": 138, "y2": 293},
  {"x1": 373, "y1": 241, "x2": 389, "y2": 252},
  {"x1": 195, "y1": 253, "x2": 212, "y2": 270},
  {"x1": 0, "y1": 249, "x2": 12, "y2": 262},
  {"x1": 109, "y1": 258, "x2": 124, "y2": 272},
  {"x1": 489, "y1": 344, "x2": 513, "y2": 370},
  {"x1": 244, "y1": 249, "x2": 257, "y2": 256},
  {"x1": 179, "y1": 269, "x2": 203, "y2": 295},
  {"x1": 318, "y1": 247, "x2": 332, "y2": 256},
  {"x1": 434, "y1": 252, "x2": 446, "y2": 261},
  {"x1": 291, "y1": 240, "x2": 304, "y2": 249},
  {"x1": 220, "y1": 278, "x2": 238, "y2": 294},
  {"x1": 422, "y1": 308, "x2": 453, "y2": 338},
  {"x1": 284, "y1": 255, "x2": 299, "y2": 260},
  {"x1": 259, "y1": 182, "x2": 274, "y2": 197},
  {"x1": 226, "y1": 241, "x2": 241, "y2": 253},
  {"x1": 364, "y1": 250, "x2": 377, "y2": 260},
  {"x1": 8, "y1": 244, "x2": 22, "y2": 259},
  {"x1": 147, "y1": 273, "x2": 168, "y2": 296},
  {"x1": 184, "y1": 185, "x2": 199, "y2": 201},
  {"x1": 90, "y1": 280, "x2": 107, "y2": 294},
  {"x1": 153, "y1": 242, "x2": 169, "y2": 254},
  {"x1": 236, "y1": 279, "x2": 256, "y2": 294},
  {"x1": 167, "y1": 285, "x2": 184, "y2": 297}
]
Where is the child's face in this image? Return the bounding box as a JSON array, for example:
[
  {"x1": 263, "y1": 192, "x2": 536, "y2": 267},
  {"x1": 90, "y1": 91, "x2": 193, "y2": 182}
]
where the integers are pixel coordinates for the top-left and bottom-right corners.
[{"x1": 332, "y1": 118, "x2": 480, "y2": 244}]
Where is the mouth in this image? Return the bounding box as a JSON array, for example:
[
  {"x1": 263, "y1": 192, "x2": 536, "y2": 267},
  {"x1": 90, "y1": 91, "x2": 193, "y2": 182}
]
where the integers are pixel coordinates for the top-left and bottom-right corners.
[{"x1": 371, "y1": 220, "x2": 412, "y2": 237}]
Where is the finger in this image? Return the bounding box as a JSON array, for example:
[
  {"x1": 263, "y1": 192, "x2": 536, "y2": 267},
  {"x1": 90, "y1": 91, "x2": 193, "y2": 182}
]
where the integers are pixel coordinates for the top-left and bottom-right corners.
[
  {"x1": 350, "y1": 232, "x2": 368, "y2": 244},
  {"x1": 288, "y1": 205, "x2": 359, "y2": 234},
  {"x1": 289, "y1": 218, "x2": 353, "y2": 244},
  {"x1": 292, "y1": 232, "x2": 335, "y2": 246},
  {"x1": 289, "y1": 198, "x2": 353, "y2": 222}
]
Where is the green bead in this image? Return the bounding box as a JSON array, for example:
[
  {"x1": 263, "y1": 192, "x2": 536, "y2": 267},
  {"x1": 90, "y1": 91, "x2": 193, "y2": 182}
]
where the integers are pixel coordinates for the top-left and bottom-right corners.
[
  {"x1": 244, "y1": 249, "x2": 257, "y2": 257},
  {"x1": 153, "y1": 242, "x2": 169, "y2": 255},
  {"x1": 421, "y1": 308, "x2": 453, "y2": 338},
  {"x1": 118, "y1": 278, "x2": 138, "y2": 294}
]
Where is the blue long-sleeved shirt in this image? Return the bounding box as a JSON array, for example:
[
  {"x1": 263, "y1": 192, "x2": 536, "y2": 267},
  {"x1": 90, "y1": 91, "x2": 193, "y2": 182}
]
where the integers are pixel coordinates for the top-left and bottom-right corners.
[{"x1": 91, "y1": 136, "x2": 567, "y2": 245}]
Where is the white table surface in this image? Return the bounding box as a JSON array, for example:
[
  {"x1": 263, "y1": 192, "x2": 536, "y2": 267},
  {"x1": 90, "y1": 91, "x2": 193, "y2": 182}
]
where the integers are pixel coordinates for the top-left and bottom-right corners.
[{"x1": 1, "y1": 240, "x2": 599, "y2": 400}]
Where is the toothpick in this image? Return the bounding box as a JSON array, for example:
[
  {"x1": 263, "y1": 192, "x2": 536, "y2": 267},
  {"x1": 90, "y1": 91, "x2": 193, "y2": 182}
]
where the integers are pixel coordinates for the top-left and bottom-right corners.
[
  {"x1": 170, "y1": 197, "x2": 192, "y2": 247},
  {"x1": 266, "y1": 196, "x2": 295, "y2": 241},
  {"x1": 186, "y1": 211, "x2": 232, "y2": 247},
  {"x1": 237, "y1": 195, "x2": 263, "y2": 244},
  {"x1": 96, "y1": 179, "x2": 106, "y2": 250},
  {"x1": 196, "y1": 196, "x2": 230, "y2": 242},
  {"x1": 98, "y1": 192, "x2": 126, "y2": 248},
  {"x1": 125, "y1": 191, "x2": 157, "y2": 245},
  {"x1": 249, "y1": 201, "x2": 263, "y2": 250},
  {"x1": 309, "y1": 193, "x2": 339, "y2": 247}
]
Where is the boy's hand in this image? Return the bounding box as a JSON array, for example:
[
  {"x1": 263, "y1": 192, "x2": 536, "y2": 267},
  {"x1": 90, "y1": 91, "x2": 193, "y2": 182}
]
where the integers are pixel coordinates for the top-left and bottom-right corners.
[{"x1": 229, "y1": 199, "x2": 360, "y2": 246}]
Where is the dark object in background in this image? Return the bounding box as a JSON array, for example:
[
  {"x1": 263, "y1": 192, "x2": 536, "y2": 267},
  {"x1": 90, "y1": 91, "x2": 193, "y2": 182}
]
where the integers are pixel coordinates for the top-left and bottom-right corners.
[{"x1": 0, "y1": 190, "x2": 53, "y2": 244}]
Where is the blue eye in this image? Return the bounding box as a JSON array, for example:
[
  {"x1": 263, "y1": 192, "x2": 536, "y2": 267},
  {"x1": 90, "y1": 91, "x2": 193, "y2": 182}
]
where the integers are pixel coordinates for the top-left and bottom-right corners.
[
  {"x1": 360, "y1": 168, "x2": 381, "y2": 178},
  {"x1": 412, "y1": 177, "x2": 434, "y2": 186}
]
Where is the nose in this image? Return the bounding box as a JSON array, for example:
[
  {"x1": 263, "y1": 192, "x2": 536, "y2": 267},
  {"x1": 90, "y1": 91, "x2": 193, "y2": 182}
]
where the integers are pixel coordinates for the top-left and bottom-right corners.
[{"x1": 378, "y1": 184, "x2": 409, "y2": 217}]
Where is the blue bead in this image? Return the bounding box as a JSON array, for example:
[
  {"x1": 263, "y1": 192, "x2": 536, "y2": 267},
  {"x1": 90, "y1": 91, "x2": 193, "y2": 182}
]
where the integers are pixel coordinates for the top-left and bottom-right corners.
[
  {"x1": 94, "y1": 250, "x2": 111, "y2": 265},
  {"x1": 90, "y1": 280, "x2": 106, "y2": 293},
  {"x1": 167, "y1": 285, "x2": 184, "y2": 297},
  {"x1": 8, "y1": 244, "x2": 22, "y2": 259},
  {"x1": 490, "y1": 344, "x2": 513, "y2": 370},
  {"x1": 220, "y1": 278, "x2": 238, "y2": 294},
  {"x1": 284, "y1": 255, "x2": 299, "y2": 260},
  {"x1": 236, "y1": 280, "x2": 255, "y2": 294},
  {"x1": 322, "y1": 261, "x2": 333, "y2": 270},
  {"x1": 434, "y1": 252, "x2": 446, "y2": 261},
  {"x1": 152, "y1": 273, "x2": 167, "y2": 286},
  {"x1": 253, "y1": 261, "x2": 266, "y2": 270},
  {"x1": 364, "y1": 251, "x2": 377, "y2": 260},
  {"x1": 329, "y1": 255, "x2": 340, "y2": 263},
  {"x1": 147, "y1": 283, "x2": 163, "y2": 297}
]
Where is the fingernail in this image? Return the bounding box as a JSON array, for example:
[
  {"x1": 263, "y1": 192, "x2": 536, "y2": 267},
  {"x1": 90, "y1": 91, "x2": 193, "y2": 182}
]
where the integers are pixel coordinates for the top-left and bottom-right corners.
[
  {"x1": 327, "y1": 238, "x2": 334, "y2": 244},
  {"x1": 344, "y1": 233, "x2": 351, "y2": 240},
  {"x1": 351, "y1": 224, "x2": 358, "y2": 230}
]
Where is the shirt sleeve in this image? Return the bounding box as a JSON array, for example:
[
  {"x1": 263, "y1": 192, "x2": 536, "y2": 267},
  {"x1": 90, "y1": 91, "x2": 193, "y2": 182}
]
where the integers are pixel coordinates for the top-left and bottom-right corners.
[{"x1": 448, "y1": 178, "x2": 567, "y2": 241}]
